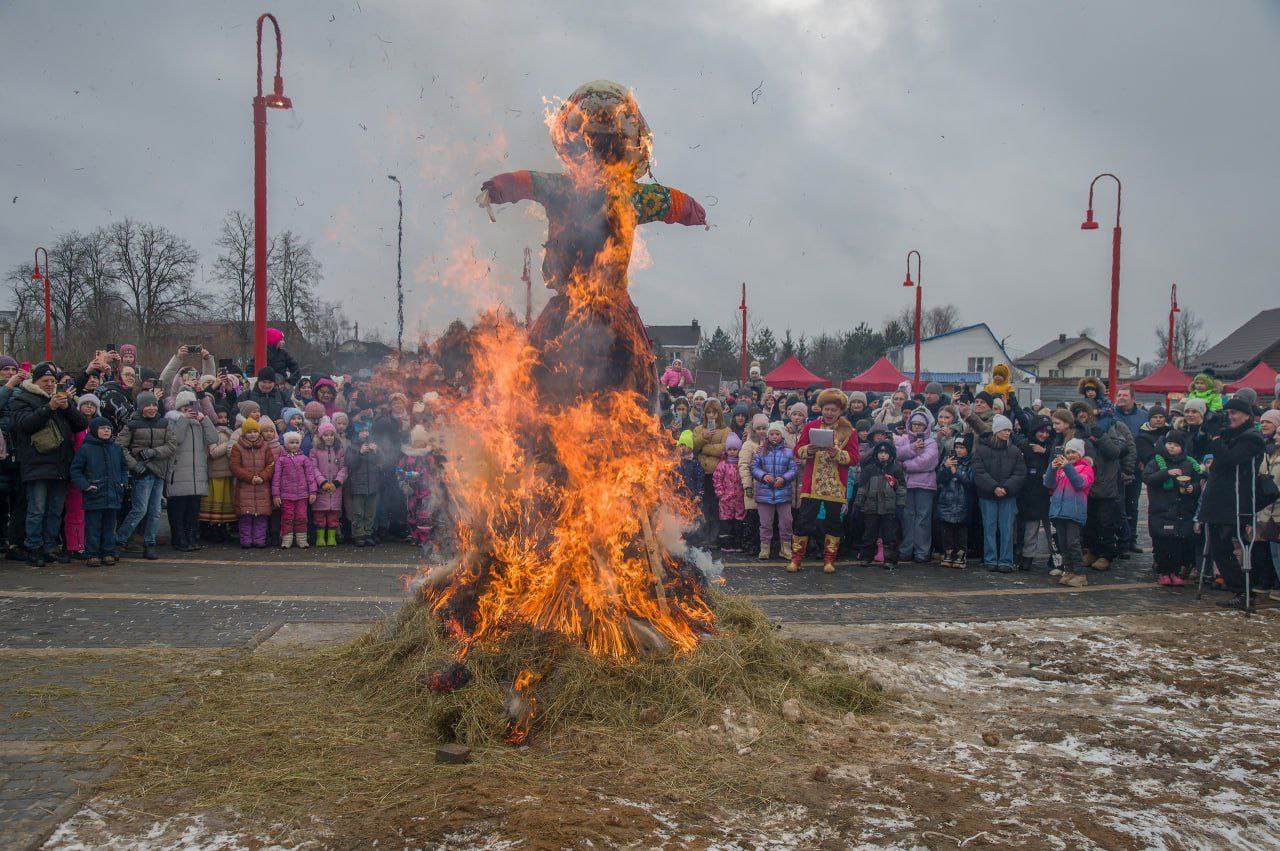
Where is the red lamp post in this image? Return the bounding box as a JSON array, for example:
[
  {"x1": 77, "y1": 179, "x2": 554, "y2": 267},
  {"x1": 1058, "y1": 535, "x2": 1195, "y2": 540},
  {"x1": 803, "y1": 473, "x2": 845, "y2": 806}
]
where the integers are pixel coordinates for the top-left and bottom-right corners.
[
  {"x1": 903, "y1": 250, "x2": 922, "y2": 389},
  {"x1": 1079, "y1": 173, "x2": 1122, "y2": 401},
  {"x1": 253, "y1": 12, "x2": 292, "y2": 374},
  {"x1": 31, "y1": 247, "x2": 51, "y2": 362},
  {"x1": 1167, "y1": 283, "x2": 1180, "y2": 366}
]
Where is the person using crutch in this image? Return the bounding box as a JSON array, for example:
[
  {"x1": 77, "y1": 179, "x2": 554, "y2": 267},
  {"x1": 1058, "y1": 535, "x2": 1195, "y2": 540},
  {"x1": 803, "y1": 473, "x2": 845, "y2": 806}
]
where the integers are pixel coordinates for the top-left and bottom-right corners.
[{"x1": 1196, "y1": 398, "x2": 1265, "y2": 611}]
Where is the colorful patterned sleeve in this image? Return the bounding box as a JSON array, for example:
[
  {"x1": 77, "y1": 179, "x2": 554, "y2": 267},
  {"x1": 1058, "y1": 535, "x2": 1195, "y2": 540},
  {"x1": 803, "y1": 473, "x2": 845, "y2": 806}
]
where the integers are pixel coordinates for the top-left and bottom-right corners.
[{"x1": 632, "y1": 183, "x2": 707, "y2": 226}]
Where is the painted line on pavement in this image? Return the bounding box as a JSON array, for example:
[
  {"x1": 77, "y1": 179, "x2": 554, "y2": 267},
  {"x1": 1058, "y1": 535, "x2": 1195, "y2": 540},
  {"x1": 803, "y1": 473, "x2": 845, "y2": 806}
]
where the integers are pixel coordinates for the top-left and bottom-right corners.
[
  {"x1": 0, "y1": 582, "x2": 1160, "y2": 606},
  {"x1": 128, "y1": 557, "x2": 420, "y2": 570},
  {"x1": 744, "y1": 582, "x2": 1155, "y2": 602},
  {"x1": 0, "y1": 590, "x2": 405, "y2": 603},
  {"x1": 0, "y1": 646, "x2": 231, "y2": 657}
]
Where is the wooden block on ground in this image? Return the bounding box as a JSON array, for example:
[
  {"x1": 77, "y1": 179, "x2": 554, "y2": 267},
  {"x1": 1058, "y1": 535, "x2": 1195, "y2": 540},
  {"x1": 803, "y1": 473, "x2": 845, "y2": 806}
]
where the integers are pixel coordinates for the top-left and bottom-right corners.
[{"x1": 435, "y1": 743, "x2": 472, "y2": 764}]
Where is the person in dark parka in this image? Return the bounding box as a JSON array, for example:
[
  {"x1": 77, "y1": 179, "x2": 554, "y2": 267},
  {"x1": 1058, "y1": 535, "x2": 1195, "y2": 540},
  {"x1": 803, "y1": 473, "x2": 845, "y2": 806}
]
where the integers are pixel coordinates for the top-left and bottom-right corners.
[
  {"x1": 1141, "y1": 429, "x2": 1202, "y2": 585},
  {"x1": 1014, "y1": 415, "x2": 1055, "y2": 571},
  {"x1": 1198, "y1": 398, "x2": 1266, "y2": 610},
  {"x1": 70, "y1": 417, "x2": 128, "y2": 566},
  {"x1": 9, "y1": 362, "x2": 89, "y2": 565},
  {"x1": 971, "y1": 415, "x2": 1027, "y2": 572}
]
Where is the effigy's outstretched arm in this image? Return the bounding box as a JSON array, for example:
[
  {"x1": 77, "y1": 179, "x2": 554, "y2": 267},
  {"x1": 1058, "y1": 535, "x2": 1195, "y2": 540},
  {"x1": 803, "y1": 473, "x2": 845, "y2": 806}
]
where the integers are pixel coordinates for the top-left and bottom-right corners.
[
  {"x1": 476, "y1": 170, "x2": 549, "y2": 222},
  {"x1": 632, "y1": 183, "x2": 708, "y2": 229}
]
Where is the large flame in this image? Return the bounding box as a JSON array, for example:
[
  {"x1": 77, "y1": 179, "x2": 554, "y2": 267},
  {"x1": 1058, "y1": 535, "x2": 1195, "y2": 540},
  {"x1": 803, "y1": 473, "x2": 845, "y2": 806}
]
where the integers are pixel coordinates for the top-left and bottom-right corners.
[{"x1": 411, "y1": 82, "x2": 714, "y2": 661}]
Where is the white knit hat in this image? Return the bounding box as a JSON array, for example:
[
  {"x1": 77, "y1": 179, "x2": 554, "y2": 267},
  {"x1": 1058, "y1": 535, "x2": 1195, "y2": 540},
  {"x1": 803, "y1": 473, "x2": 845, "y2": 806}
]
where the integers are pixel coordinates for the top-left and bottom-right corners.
[
  {"x1": 174, "y1": 390, "x2": 197, "y2": 410},
  {"x1": 992, "y1": 415, "x2": 1013, "y2": 434},
  {"x1": 1064, "y1": 438, "x2": 1087, "y2": 456}
]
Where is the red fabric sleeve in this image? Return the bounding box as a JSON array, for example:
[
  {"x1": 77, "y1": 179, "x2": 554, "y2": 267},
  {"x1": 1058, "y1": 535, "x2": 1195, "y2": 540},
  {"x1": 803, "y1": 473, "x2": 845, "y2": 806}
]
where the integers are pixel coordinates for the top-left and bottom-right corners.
[
  {"x1": 481, "y1": 171, "x2": 534, "y2": 204},
  {"x1": 663, "y1": 188, "x2": 707, "y2": 226}
]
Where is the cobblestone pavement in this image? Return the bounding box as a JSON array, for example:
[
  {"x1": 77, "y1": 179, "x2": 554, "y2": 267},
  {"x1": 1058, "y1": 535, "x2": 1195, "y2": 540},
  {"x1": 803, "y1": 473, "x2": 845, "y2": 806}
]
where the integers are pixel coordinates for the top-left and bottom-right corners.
[{"x1": 0, "y1": 536, "x2": 1250, "y2": 848}]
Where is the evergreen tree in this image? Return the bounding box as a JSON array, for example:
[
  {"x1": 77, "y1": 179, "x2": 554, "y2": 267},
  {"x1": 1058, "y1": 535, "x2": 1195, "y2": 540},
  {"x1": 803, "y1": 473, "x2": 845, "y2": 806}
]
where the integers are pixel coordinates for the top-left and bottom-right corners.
[
  {"x1": 779, "y1": 329, "x2": 796, "y2": 360},
  {"x1": 695, "y1": 325, "x2": 739, "y2": 376},
  {"x1": 748, "y1": 325, "x2": 779, "y2": 370},
  {"x1": 796, "y1": 334, "x2": 810, "y2": 363}
]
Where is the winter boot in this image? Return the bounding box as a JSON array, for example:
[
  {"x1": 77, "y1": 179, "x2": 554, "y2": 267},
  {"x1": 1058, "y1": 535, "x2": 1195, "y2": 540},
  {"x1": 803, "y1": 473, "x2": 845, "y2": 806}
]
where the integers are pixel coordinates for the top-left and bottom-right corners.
[
  {"x1": 822, "y1": 535, "x2": 840, "y2": 574},
  {"x1": 1063, "y1": 572, "x2": 1088, "y2": 588},
  {"x1": 296, "y1": 531, "x2": 310, "y2": 549},
  {"x1": 758, "y1": 541, "x2": 770, "y2": 560},
  {"x1": 143, "y1": 544, "x2": 158, "y2": 560},
  {"x1": 874, "y1": 539, "x2": 885, "y2": 564},
  {"x1": 950, "y1": 548, "x2": 966, "y2": 569},
  {"x1": 280, "y1": 533, "x2": 294, "y2": 549},
  {"x1": 1082, "y1": 550, "x2": 1097, "y2": 568},
  {"x1": 1090, "y1": 557, "x2": 1111, "y2": 571},
  {"x1": 326, "y1": 528, "x2": 338, "y2": 547},
  {"x1": 1017, "y1": 556, "x2": 1033, "y2": 572},
  {"x1": 788, "y1": 536, "x2": 807, "y2": 573}
]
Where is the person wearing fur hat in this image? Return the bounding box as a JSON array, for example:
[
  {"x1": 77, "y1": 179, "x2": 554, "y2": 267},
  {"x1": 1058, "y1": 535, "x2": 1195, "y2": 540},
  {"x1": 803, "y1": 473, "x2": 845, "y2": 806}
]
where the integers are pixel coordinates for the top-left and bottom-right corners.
[
  {"x1": 1070, "y1": 398, "x2": 1135, "y2": 571},
  {"x1": 165, "y1": 390, "x2": 219, "y2": 551},
  {"x1": 693, "y1": 399, "x2": 729, "y2": 546},
  {"x1": 1187, "y1": 372, "x2": 1223, "y2": 413},
  {"x1": 855, "y1": 439, "x2": 905, "y2": 568},
  {"x1": 712, "y1": 432, "x2": 748, "y2": 552},
  {"x1": 1198, "y1": 397, "x2": 1267, "y2": 610},
  {"x1": 972, "y1": 415, "x2": 1027, "y2": 572},
  {"x1": 895, "y1": 407, "x2": 939, "y2": 563},
  {"x1": 70, "y1": 417, "x2": 127, "y2": 567},
  {"x1": 114, "y1": 390, "x2": 176, "y2": 559},
  {"x1": 62, "y1": 394, "x2": 102, "y2": 558},
  {"x1": 9, "y1": 362, "x2": 90, "y2": 565},
  {"x1": 793, "y1": 387, "x2": 859, "y2": 573},
  {"x1": 1142, "y1": 429, "x2": 1202, "y2": 586},
  {"x1": 1076, "y1": 375, "x2": 1115, "y2": 418}
]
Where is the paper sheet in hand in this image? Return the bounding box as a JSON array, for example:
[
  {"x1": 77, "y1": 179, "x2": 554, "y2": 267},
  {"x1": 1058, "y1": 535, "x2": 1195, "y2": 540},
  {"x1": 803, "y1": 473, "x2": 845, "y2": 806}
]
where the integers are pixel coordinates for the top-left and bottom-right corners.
[{"x1": 809, "y1": 428, "x2": 834, "y2": 448}]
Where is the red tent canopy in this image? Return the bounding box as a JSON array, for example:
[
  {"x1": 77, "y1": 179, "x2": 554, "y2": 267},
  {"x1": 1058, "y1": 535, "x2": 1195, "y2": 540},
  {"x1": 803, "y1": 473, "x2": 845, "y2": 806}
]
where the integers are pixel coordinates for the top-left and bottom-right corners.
[
  {"x1": 763, "y1": 355, "x2": 829, "y2": 390},
  {"x1": 1129, "y1": 361, "x2": 1192, "y2": 395},
  {"x1": 1226, "y1": 361, "x2": 1279, "y2": 395},
  {"x1": 842, "y1": 357, "x2": 914, "y2": 392}
]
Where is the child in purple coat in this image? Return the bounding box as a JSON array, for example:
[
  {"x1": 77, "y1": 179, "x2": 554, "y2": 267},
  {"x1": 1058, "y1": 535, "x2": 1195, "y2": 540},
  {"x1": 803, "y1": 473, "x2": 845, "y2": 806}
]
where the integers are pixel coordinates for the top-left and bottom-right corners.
[
  {"x1": 309, "y1": 421, "x2": 347, "y2": 547},
  {"x1": 751, "y1": 422, "x2": 799, "y2": 561},
  {"x1": 272, "y1": 431, "x2": 320, "y2": 548}
]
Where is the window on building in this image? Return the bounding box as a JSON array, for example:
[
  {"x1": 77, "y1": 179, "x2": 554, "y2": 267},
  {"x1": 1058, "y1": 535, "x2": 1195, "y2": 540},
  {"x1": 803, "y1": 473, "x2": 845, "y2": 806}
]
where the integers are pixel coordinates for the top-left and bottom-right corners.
[
  {"x1": 1089, "y1": 351, "x2": 1099, "y2": 362},
  {"x1": 1085, "y1": 368, "x2": 1102, "y2": 377},
  {"x1": 967, "y1": 356, "x2": 993, "y2": 374},
  {"x1": 1048, "y1": 369, "x2": 1062, "y2": 378}
]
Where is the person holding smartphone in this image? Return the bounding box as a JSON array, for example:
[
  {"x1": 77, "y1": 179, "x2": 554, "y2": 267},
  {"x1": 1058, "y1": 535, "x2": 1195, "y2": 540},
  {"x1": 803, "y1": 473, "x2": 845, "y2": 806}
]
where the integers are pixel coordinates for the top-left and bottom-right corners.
[{"x1": 9, "y1": 362, "x2": 90, "y2": 566}]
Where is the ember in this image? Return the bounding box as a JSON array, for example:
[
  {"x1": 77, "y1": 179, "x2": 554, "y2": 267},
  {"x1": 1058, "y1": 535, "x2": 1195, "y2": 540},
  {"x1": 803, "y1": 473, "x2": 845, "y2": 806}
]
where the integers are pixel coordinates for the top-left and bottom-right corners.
[{"x1": 413, "y1": 80, "x2": 715, "y2": 708}]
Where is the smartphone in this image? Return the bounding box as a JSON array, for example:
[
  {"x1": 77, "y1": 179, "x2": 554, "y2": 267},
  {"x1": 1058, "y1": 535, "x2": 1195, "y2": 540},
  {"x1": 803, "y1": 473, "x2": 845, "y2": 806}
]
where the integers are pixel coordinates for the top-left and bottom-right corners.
[{"x1": 188, "y1": 344, "x2": 203, "y2": 354}]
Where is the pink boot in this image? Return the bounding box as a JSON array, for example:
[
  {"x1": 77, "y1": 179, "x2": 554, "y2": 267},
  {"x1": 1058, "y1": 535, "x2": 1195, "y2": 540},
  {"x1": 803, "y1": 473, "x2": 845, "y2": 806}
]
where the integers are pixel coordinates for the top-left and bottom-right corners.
[
  {"x1": 1169, "y1": 573, "x2": 1185, "y2": 587},
  {"x1": 1157, "y1": 574, "x2": 1172, "y2": 586},
  {"x1": 874, "y1": 539, "x2": 885, "y2": 564}
]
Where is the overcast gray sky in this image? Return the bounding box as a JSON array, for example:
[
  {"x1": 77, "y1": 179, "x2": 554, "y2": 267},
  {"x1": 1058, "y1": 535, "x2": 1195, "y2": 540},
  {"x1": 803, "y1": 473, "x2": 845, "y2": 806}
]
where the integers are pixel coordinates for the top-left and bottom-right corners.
[{"x1": 3, "y1": 0, "x2": 1278, "y2": 363}]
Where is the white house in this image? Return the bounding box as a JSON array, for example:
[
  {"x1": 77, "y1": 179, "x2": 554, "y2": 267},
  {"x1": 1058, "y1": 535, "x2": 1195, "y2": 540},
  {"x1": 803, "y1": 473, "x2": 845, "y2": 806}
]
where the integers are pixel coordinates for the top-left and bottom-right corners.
[{"x1": 886, "y1": 323, "x2": 1035, "y2": 394}]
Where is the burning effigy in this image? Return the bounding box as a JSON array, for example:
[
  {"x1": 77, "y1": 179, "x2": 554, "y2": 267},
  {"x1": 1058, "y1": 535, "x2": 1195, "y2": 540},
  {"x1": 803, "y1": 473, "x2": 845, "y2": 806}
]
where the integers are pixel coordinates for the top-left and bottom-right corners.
[{"x1": 408, "y1": 81, "x2": 715, "y2": 742}]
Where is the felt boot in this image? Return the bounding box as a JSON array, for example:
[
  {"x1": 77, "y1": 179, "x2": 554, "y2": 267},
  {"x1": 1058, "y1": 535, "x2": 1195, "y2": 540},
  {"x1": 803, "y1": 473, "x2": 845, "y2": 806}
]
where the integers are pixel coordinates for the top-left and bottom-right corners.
[
  {"x1": 788, "y1": 536, "x2": 807, "y2": 573},
  {"x1": 822, "y1": 535, "x2": 840, "y2": 574}
]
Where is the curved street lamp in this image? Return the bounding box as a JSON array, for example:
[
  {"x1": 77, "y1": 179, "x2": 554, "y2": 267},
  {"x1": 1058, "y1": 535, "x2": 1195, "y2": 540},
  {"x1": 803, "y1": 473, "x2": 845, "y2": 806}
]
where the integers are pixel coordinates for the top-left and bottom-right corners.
[
  {"x1": 32, "y1": 247, "x2": 51, "y2": 361},
  {"x1": 253, "y1": 12, "x2": 293, "y2": 373},
  {"x1": 387, "y1": 174, "x2": 404, "y2": 354},
  {"x1": 1167, "y1": 283, "x2": 1180, "y2": 366},
  {"x1": 903, "y1": 250, "x2": 922, "y2": 388},
  {"x1": 1080, "y1": 173, "x2": 1122, "y2": 401}
]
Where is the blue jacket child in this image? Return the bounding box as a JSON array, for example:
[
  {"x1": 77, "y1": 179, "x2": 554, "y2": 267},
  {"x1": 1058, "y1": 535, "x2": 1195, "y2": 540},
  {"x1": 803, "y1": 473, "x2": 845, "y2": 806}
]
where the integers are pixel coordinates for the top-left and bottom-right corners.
[
  {"x1": 70, "y1": 416, "x2": 129, "y2": 564},
  {"x1": 70, "y1": 418, "x2": 128, "y2": 511},
  {"x1": 750, "y1": 437, "x2": 799, "y2": 504},
  {"x1": 936, "y1": 440, "x2": 975, "y2": 524}
]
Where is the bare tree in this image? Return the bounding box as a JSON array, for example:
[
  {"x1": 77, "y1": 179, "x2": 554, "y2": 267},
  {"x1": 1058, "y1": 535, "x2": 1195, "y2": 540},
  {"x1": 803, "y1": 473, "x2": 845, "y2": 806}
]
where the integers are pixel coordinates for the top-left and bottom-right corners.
[
  {"x1": 1154, "y1": 308, "x2": 1211, "y2": 367},
  {"x1": 269, "y1": 230, "x2": 321, "y2": 327},
  {"x1": 108, "y1": 219, "x2": 203, "y2": 346},
  {"x1": 5, "y1": 264, "x2": 45, "y2": 355},
  {"x1": 302, "y1": 297, "x2": 350, "y2": 356},
  {"x1": 889, "y1": 303, "x2": 962, "y2": 340},
  {"x1": 47, "y1": 231, "x2": 92, "y2": 348},
  {"x1": 212, "y1": 211, "x2": 274, "y2": 328}
]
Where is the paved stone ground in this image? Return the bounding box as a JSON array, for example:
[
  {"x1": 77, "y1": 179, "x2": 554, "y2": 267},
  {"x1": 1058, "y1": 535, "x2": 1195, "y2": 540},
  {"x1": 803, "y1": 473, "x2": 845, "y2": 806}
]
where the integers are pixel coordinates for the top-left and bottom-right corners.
[{"x1": 0, "y1": 530, "x2": 1255, "y2": 849}]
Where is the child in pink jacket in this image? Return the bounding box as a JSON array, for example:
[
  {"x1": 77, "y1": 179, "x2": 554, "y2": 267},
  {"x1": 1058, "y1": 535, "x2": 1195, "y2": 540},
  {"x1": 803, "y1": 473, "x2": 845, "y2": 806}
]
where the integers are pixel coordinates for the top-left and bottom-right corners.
[
  {"x1": 713, "y1": 432, "x2": 747, "y2": 552},
  {"x1": 272, "y1": 431, "x2": 320, "y2": 548},
  {"x1": 309, "y1": 421, "x2": 347, "y2": 547}
]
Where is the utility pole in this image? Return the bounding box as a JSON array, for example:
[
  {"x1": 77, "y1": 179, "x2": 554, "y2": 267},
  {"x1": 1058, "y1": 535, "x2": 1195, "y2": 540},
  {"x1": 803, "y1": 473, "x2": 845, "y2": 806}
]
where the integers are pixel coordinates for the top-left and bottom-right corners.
[
  {"x1": 522, "y1": 246, "x2": 532, "y2": 327},
  {"x1": 387, "y1": 174, "x2": 404, "y2": 353},
  {"x1": 739, "y1": 282, "x2": 748, "y2": 385}
]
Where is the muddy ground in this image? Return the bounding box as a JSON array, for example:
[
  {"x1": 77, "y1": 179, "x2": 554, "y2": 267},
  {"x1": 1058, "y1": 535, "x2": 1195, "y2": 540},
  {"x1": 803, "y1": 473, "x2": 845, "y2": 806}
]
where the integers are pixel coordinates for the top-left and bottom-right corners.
[{"x1": 44, "y1": 609, "x2": 1280, "y2": 849}]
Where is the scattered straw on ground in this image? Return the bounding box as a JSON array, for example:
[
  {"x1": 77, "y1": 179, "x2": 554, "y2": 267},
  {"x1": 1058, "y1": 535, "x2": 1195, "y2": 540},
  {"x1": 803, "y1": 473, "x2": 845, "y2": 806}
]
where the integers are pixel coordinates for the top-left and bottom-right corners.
[{"x1": 84, "y1": 594, "x2": 881, "y2": 846}]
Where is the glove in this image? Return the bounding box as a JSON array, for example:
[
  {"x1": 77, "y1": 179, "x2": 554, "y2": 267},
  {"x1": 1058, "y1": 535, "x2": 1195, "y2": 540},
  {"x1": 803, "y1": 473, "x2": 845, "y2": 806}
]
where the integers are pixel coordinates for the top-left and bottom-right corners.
[{"x1": 133, "y1": 463, "x2": 148, "y2": 475}]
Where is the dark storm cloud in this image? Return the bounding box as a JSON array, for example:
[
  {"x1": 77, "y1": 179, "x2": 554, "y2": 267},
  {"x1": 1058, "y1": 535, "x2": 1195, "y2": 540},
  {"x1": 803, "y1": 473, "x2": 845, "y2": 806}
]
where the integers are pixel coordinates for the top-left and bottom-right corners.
[{"x1": 2, "y1": 0, "x2": 1277, "y2": 360}]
